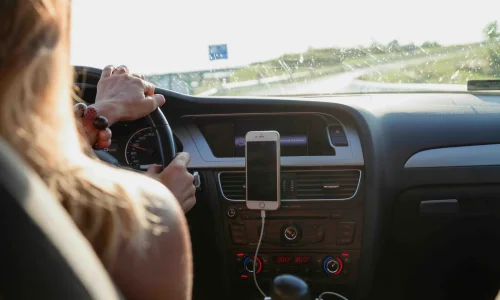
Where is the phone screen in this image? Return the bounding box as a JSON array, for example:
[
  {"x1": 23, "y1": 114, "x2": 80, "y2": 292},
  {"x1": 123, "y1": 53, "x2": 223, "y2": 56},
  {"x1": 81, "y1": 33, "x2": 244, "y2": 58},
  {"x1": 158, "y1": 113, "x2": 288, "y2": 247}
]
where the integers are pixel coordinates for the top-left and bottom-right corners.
[{"x1": 246, "y1": 141, "x2": 278, "y2": 201}]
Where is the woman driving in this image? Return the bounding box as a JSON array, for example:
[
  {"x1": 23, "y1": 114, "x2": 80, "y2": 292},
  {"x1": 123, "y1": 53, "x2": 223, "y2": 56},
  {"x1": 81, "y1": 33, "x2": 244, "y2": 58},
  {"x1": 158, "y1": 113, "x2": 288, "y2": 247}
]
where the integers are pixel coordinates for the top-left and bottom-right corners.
[{"x1": 0, "y1": 0, "x2": 194, "y2": 299}]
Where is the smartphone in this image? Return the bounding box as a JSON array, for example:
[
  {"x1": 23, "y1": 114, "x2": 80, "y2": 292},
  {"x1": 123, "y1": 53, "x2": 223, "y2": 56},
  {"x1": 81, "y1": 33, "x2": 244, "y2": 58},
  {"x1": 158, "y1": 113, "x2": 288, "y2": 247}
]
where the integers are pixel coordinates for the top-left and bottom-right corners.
[{"x1": 245, "y1": 131, "x2": 281, "y2": 210}]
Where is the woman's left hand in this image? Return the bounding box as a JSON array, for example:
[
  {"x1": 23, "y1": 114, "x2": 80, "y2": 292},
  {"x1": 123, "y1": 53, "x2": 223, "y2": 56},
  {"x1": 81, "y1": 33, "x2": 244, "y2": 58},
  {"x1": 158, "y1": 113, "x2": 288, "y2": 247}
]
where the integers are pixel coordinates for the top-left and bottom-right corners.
[{"x1": 93, "y1": 65, "x2": 166, "y2": 127}]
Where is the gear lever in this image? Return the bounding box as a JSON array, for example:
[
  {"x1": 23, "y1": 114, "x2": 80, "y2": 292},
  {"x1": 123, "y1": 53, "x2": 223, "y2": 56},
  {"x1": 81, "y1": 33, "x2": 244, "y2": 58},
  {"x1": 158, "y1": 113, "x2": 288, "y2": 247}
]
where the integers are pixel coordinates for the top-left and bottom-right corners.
[
  {"x1": 266, "y1": 274, "x2": 311, "y2": 300},
  {"x1": 263, "y1": 274, "x2": 348, "y2": 300}
]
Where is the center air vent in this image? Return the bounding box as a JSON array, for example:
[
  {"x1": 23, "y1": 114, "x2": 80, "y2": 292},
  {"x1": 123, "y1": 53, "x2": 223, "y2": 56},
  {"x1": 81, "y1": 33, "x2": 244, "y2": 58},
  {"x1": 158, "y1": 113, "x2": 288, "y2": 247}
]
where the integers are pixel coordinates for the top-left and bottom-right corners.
[
  {"x1": 219, "y1": 172, "x2": 246, "y2": 201},
  {"x1": 295, "y1": 170, "x2": 360, "y2": 200},
  {"x1": 218, "y1": 170, "x2": 361, "y2": 201}
]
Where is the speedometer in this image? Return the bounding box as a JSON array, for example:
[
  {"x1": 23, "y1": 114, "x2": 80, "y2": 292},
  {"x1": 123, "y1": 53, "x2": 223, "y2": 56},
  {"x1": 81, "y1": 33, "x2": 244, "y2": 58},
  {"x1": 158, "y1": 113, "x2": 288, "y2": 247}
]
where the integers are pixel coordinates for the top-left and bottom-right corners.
[{"x1": 125, "y1": 127, "x2": 162, "y2": 170}]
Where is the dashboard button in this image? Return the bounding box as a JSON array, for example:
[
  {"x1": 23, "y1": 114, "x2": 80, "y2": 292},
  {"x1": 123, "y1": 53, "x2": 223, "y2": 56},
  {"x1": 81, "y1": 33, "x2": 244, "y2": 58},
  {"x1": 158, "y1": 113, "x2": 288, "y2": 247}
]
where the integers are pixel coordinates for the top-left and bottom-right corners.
[
  {"x1": 227, "y1": 207, "x2": 237, "y2": 218},
  {"x1": 232, "y1": 238, "x2": 248, "y2": 245},
  {"x1": 328, "y1": 126, "x2": 346, "y2": 137},
  {"x1": 338, "y1": 230, "x2": 354, "y2": 238},
  {"x1": 339, "y1": 222, "x2": 356, "y2": 231},
  {"x1": 331, "y1": 212, "x2": 343, "y2": 219},
  {"x1": 230, "y1": 225, "x2": 248, "y2": 245},
  {"x1": 337, "y1": 237, "x2": 353, "y2": 245},
  {"x1": 313, "y1": 226, "x2": 325, "y2": 242},
  {"x1": 330, "y1": 136, "x2": 348, "y2": 147},
  {"x1": 284, "y1": 225, "x2": 299, "y2": 241}
]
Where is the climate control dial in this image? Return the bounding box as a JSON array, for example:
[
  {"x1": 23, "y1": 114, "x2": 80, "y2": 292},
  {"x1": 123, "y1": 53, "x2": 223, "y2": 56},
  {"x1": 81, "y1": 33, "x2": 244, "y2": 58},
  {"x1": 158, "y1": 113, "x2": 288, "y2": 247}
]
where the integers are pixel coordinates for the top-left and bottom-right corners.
[
  {"x1": 243, "y1": 256, "x2": 263, "y2": 274},
  {"x1": 323, "y1": 256, "x2": 343, "y2": 276}
]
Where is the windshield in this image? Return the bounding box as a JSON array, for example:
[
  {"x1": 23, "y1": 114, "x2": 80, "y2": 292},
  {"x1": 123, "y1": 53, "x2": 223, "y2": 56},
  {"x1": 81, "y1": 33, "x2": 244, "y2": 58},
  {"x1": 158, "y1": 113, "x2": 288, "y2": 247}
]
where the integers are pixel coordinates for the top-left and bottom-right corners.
[{"x1": 71, "y1": 0, "x2": 500, "y2": 96}]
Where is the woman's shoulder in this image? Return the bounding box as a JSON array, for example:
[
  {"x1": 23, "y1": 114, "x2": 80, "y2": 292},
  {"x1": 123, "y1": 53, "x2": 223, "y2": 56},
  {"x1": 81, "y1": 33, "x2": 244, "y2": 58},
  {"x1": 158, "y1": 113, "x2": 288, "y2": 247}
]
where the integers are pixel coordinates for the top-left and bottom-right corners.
[
  {"x1": 87, "y1": 161, "x2": 192, "y2": 299},
  {"x1": 83, "y1": 158, "x2": 181, "y2": 215},
  {"x1": 79, "y1": 156, "x2": 188, "y2": 254}
]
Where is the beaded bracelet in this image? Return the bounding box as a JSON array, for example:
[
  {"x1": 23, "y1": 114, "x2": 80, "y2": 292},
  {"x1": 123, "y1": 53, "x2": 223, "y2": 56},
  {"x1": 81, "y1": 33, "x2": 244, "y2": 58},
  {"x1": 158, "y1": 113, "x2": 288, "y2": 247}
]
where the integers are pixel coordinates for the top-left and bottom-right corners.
[
  {"x1": 73, "y1": 103, "x2": 109, "y2": 149},
  {"x1": 73, "y1": 103, "x2": 109, "y2": 130}
]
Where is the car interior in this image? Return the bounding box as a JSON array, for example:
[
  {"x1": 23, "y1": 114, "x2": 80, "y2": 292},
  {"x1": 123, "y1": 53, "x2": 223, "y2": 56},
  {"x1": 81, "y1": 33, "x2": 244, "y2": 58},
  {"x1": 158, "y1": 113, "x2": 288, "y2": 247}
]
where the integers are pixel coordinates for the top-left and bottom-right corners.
[{"x1": 2, "y1": 65, "x2": 500, "y2": 300}]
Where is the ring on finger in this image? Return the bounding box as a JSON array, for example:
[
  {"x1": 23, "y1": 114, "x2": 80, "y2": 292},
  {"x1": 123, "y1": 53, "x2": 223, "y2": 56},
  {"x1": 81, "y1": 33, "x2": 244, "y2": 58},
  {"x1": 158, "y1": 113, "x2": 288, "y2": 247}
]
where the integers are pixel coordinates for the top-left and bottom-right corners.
[{"x1": 113, "y1": 65, "x2": 129, "y2": 74}]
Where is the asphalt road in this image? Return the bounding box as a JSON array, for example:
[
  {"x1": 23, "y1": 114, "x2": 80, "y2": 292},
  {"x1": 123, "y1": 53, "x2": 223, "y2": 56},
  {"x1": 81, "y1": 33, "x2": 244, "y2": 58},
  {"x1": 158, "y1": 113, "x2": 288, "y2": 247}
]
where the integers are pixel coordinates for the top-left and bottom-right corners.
[{"x1": 250, "y1": 52, "x2": 461, "y2": 96}]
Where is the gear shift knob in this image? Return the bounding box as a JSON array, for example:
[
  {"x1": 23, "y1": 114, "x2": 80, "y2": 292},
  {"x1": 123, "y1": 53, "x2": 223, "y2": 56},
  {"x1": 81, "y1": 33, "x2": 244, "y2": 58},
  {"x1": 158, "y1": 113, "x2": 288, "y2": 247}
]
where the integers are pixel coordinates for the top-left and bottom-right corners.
[{"x1": 270, "y1": 274, "x2": 311, "y2": 300}]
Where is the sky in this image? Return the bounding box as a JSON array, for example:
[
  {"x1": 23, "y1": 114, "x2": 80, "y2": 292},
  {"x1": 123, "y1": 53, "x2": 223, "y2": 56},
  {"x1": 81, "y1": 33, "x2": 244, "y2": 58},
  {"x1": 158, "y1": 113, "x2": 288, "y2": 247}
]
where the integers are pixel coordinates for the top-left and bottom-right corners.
[{"x1": 70, "y1": 0, "x2": 500, "y2": 74}]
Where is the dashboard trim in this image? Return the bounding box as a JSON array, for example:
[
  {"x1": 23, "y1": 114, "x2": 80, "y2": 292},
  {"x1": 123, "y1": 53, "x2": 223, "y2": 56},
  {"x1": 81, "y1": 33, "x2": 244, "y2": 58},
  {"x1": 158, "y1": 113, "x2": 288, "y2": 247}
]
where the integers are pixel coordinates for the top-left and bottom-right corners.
[
  {"x1": 404, "y1": 144, "x2": 500, "y2": 168},
  {"x1": 217, "y1": 169, "x2": 362, "y2": 202},
  {"x1": 181, "y1": 112, "x2": 342, "y2": 122},
  {"x1": 174, "y1": 112, "x2": 364, "y2": 168}
]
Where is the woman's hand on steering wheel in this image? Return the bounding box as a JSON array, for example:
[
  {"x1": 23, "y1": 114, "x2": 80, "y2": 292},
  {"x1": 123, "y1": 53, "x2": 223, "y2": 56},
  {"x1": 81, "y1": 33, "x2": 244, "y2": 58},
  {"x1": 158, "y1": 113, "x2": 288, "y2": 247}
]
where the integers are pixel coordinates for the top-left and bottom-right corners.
[
  {"x1": 93, "y1": 65, "x2": 165, "y2": 126},
  {"x1": 146, "y1": 152, "x2": 196, "y2": 213}
]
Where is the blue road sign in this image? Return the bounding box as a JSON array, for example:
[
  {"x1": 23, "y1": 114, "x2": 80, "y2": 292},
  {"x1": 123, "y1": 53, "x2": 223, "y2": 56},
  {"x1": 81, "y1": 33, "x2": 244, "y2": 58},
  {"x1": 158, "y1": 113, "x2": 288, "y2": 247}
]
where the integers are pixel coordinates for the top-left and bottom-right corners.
[{"x1": 209, "y1": 44, "x2": 228, "y2": 60}]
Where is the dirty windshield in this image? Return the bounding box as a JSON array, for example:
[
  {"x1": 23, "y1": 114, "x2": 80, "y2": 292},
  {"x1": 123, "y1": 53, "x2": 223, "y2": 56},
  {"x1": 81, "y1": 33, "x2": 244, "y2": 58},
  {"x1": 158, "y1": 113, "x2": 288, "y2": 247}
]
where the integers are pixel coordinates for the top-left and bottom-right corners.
[{"x1": 71, "y1": 0, "x2": 500, "y2": 96}]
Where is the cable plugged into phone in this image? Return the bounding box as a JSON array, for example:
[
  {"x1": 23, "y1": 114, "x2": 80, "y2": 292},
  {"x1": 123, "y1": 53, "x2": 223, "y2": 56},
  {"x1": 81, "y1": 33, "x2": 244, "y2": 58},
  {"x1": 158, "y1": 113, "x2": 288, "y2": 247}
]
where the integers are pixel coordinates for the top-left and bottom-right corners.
[
  {"x1": 244, "y1": 130, "x2": 282, "y2": 298},
  {"x1": 254, "y1": 210, "x2": 267, "y2": 298}
]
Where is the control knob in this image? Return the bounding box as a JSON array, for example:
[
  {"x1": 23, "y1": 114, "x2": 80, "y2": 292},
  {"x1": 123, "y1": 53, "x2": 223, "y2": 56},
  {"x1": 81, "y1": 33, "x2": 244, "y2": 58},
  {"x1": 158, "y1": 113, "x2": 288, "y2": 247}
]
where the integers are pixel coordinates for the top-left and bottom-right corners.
[
  {"x1": 283, "y1": 224, "x2": 300, "y2": 241},
  {"x1": 227, "y1": 207, "x2": 237, "y2": 218},
  {"x1": 323, "y1": 256, "x2": 343, "y2": 276},
  {"x1": 243, "y1": 256, "x2": 263, "y2": 274}
]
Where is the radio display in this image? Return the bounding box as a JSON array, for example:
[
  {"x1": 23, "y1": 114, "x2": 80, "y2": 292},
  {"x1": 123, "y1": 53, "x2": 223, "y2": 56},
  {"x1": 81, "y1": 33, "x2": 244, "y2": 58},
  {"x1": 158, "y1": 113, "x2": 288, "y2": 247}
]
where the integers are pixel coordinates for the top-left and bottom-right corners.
[
  {"x1": 273, "y1": 256, "x2": 312, "y2": 264},
  {"x1": 197, "y1": 114, "x2": 335, "y2": 158}
]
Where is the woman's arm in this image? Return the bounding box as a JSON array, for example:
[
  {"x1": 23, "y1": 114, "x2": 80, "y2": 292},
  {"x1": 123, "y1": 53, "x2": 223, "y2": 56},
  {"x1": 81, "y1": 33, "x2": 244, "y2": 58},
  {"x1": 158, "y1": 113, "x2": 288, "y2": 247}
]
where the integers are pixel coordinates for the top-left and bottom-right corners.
[{"x1": 109, "y1": 174, "x2": 192, "y2": 300}]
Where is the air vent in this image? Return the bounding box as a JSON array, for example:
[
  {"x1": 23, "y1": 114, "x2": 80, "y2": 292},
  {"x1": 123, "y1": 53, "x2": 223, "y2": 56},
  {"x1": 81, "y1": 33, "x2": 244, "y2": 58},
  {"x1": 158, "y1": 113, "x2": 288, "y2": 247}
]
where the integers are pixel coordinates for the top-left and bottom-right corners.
[
  {"x1": 295, "y1": 170, "x2": 360, "y2": 200},
  {"x1": 219, "y1": 172, "x2": 246, "y2": 201},
  {"x1": 218, "y1": 170, "x2": 361, "y2": 201}
]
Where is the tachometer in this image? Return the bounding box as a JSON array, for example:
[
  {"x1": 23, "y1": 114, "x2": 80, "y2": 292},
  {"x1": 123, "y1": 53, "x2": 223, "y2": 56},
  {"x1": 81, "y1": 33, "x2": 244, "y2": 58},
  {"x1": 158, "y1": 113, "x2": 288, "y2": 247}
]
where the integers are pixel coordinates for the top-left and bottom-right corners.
[{"x1": 125, "y1": 127, "x2": 161, "y2": 170}]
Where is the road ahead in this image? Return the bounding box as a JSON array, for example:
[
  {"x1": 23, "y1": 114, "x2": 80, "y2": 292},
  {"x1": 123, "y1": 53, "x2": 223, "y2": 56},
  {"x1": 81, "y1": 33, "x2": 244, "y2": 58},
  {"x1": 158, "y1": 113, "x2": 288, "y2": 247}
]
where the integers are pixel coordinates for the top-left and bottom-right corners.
[{"x1": 250, "y1": 52, "x2": 460, "y2": 96}]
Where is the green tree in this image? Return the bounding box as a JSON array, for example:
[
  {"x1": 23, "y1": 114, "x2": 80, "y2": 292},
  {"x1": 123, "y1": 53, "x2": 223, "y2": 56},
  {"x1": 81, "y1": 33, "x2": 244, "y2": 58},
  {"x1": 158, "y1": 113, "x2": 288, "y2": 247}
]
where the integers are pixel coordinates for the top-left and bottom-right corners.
[
  {"x1": 421, "y1": 41, "x2": 440, "y2": 48},
  {"x1": 484, "y1": 21, "x2": 500, "y2": 76},
  {"x1": 484, "y1": 21, "x2": 499, "y2": 41},
  {"x1": 368, "y1": 42, "x2": 386, "y2": 54},
  {"x1": 488, "y1": 47, "x2": 500, "y2": 76},
  {"x1": 387, "y1": 40, "x2": 401, "y2": 52}
]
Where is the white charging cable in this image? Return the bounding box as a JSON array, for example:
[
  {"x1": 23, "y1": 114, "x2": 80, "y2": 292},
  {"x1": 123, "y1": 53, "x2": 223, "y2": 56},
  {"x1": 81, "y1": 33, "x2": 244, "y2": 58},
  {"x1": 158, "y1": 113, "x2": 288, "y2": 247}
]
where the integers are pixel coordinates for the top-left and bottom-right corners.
[
  {"x1": 317, "y1": 291, "x2": 349, "y2": 300},
  {"x1": 253, "y1": 210, "x2": 267, "y2": 298},
  {"x1": 253, "y1": 210, "x2": 347, "y2": 300}
]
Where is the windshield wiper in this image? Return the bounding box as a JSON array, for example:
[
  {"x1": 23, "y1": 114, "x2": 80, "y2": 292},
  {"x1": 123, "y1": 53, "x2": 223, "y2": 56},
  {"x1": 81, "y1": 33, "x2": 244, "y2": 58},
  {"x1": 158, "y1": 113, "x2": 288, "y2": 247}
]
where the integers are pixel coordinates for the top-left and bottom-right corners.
[{"x1": 467, "y1": 80, "x2": 500, "y2": 91}]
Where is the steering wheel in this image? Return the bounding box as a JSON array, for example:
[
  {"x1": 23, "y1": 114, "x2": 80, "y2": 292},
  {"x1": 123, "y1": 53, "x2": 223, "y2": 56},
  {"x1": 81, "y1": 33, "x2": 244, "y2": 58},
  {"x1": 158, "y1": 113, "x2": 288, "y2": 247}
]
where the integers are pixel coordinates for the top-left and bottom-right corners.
[
  {"x1": 74, "y1": 66, "x2": 177, "y2": 169},
  {"x1": 145, "y1": 108, "x2": 177, "y2": 168}
]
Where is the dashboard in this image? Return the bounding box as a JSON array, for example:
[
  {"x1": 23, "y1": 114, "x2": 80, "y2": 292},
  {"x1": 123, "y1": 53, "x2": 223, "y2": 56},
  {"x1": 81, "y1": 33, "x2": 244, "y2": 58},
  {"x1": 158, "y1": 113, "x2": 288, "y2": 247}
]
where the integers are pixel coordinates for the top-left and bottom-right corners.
[{"x1": 78, "y1": 67, "x2": 500, "y2": 300}]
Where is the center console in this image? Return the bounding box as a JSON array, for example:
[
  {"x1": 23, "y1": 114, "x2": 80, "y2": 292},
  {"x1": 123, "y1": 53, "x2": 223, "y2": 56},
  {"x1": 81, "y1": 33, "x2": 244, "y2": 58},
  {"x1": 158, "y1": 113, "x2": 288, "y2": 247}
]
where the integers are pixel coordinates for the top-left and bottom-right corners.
[
  {"x1": 218, "y1": 168, "x2": 364, "y2": 298},
  {"x1": 180, "y1": 112, "x2": 365, "y2": 298}
]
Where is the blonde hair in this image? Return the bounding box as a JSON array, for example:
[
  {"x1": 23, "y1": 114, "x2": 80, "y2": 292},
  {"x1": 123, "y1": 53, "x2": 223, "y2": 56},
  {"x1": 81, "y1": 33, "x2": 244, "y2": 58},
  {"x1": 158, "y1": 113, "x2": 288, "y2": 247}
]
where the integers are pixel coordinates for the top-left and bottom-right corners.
[{"x1": 0, "y1": 0, "x2": 151, "y2": 269}]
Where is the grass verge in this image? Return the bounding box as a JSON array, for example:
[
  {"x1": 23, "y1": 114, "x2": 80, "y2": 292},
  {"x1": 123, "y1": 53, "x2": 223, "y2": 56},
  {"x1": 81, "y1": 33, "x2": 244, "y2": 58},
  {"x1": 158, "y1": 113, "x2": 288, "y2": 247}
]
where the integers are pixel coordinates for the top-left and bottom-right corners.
[{"x1": 360, "y1": 44, "x2": 498, "y2": 84}]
